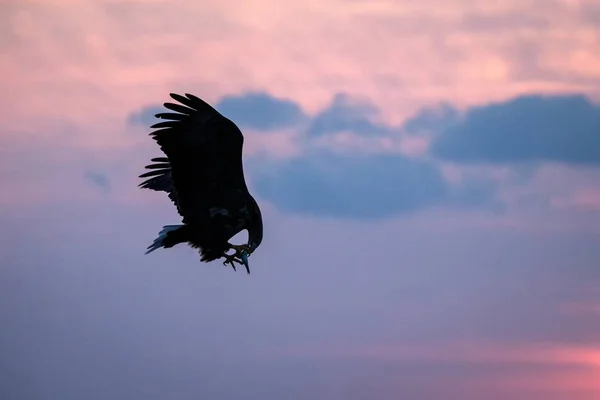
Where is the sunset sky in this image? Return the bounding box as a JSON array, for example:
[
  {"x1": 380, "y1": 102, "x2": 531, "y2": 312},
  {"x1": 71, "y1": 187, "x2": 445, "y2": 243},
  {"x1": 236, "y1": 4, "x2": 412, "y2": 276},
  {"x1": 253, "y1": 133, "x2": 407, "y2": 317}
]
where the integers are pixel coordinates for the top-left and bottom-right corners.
[{"x1": 2, "y1": 0, "x2": 600, "y2": 399}]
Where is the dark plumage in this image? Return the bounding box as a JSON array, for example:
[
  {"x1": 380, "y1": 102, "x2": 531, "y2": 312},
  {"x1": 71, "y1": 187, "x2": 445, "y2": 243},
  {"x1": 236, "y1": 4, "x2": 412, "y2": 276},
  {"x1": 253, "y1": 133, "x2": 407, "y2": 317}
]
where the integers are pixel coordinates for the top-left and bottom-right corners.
[{"x1": 139, "y1": 92, "x2": 263, "y2": 273}]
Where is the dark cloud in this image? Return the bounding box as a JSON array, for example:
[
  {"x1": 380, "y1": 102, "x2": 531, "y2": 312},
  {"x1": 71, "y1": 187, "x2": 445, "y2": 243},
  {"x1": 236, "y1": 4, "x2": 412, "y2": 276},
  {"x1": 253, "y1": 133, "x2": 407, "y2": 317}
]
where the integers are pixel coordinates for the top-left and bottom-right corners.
[
  {"x1": 307, "y1": 93, "x2": 390, "y2": 137},
  {"x1": 84, "y1": 171, "x2": 110, "y2": 192},
  {"x1": 216, "y1": 92, "x2": 307, "y2": 131},
  {"x1": 252, "y1": 152, "x2": 498, "y2": 219},
  {"x1": 254, "y1": 153, "x2": 445, "y2": 219},
  {"x1": 430, "y1": 94, "x2": 600, "y2": 165}
]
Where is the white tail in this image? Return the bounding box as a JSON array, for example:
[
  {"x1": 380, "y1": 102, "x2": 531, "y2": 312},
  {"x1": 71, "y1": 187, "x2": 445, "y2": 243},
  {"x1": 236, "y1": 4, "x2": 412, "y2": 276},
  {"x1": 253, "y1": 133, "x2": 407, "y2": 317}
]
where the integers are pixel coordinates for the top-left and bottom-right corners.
[{"x1": 145, "y1": 225, "x2": 184, "y2": 254}]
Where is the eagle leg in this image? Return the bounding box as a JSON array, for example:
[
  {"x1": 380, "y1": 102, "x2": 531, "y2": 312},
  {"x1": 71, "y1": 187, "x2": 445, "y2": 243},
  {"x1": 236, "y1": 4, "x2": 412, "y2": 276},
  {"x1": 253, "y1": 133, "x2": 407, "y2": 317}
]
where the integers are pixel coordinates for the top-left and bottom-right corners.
[{"x1": 228, "y1": 243, "x2": 250, "y2": 254}]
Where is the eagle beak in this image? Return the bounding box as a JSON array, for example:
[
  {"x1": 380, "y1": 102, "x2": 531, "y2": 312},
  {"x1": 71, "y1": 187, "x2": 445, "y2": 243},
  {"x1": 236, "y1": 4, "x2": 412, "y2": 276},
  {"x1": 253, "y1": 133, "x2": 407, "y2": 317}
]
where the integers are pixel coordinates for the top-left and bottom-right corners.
[{"x1": 241, "y1": 250, "x2": 250, "y2": 274}]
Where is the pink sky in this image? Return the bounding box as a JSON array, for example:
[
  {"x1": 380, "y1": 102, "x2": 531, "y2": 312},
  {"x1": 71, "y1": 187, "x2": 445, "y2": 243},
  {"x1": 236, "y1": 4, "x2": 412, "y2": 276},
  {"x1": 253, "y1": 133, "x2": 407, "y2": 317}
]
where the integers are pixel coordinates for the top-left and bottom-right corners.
[{"x1": 2, "y1": 1, "x2": 600, "y2": 399}]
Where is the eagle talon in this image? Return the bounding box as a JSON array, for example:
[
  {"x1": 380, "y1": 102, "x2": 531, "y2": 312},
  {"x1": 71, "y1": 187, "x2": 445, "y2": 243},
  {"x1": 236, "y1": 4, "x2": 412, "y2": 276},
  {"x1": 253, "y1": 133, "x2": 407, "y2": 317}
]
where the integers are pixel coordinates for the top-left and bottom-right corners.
[
  {"x1": 227, "y1": 244, "x2": 251, "y2": 274},
  {"x1": 222, "y1": 253, "x2": 243, "y2": 271}
]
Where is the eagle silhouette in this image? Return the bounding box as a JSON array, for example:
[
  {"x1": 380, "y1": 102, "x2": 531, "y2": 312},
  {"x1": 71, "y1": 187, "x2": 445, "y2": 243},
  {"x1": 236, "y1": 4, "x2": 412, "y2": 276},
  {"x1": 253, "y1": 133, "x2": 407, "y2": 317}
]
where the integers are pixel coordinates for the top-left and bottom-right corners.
[{"x1": 139, "y1": 93, "x2": 263, "y2": 274}]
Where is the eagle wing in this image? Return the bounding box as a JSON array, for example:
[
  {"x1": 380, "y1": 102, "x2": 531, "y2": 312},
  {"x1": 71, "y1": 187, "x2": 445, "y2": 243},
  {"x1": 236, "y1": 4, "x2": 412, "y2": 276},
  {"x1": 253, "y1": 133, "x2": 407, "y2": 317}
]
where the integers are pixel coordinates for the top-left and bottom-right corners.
[
  {"x1": 139, "y1": 156, "x2": 181, "y2": 213},
  {"x1": 138, "y1": 93, "x2": 249, "y2": 225}
]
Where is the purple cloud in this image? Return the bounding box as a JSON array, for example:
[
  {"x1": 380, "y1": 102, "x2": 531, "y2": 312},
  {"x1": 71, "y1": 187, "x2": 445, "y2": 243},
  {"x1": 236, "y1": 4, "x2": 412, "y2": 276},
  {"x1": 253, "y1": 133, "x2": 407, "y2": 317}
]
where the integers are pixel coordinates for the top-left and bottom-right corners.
[
  {"x1": 306, "y1": 93, "x2": 391, "y2": 137},
  {"x1": 216, "y1": 92, "x2": 307, "y2": 131},
  {"x1": 430, "y1": 94, "x2": 600, "y2": 165}
]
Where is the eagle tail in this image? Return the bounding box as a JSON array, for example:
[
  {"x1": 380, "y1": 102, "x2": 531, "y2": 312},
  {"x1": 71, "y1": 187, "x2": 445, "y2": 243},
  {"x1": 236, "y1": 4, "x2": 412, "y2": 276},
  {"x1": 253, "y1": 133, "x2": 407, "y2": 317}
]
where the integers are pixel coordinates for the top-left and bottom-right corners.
[{"x1": 145, "y1": 224, "x2": 186, "y2": 254}]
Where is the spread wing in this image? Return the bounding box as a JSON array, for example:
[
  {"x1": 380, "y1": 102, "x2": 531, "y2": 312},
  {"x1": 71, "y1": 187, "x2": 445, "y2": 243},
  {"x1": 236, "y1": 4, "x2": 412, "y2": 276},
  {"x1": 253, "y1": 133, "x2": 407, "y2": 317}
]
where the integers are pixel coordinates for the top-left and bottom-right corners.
[
  {"x1": 139, "y1": 156, "x2": 181, "y2": 212},
  {"x1": 138, "y1": 93, "x2": 249, "y2": 225}
]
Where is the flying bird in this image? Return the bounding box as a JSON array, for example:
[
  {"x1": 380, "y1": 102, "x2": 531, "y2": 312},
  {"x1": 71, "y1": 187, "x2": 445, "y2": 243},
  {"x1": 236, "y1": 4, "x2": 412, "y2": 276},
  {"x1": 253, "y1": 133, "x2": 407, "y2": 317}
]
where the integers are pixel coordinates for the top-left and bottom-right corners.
[{"x1": 138, "y1": 92, "x2": 263, "y2": 274}]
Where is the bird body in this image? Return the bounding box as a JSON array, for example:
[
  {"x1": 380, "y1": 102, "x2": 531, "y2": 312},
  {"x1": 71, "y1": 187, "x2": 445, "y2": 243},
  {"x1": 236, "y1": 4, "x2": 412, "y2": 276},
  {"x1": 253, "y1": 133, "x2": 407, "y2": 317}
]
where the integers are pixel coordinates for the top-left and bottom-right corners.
[{"x1": 139, "y1": 93, "x2": 263, "y2": 273}]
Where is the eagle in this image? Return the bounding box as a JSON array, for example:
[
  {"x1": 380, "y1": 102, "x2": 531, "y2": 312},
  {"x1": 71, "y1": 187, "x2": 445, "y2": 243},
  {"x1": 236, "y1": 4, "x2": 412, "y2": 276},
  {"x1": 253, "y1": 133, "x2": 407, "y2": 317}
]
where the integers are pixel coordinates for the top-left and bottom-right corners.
[{"x1": 138, "y1": 92, "x2": 263, "y2": 274}]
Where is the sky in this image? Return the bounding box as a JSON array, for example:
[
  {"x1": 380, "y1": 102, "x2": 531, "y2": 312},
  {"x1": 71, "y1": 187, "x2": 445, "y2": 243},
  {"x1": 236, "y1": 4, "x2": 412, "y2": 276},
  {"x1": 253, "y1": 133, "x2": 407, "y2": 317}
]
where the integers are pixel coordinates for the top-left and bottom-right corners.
[{"x1": 1, "y1": 0, "x2": 600, "y2": 399}]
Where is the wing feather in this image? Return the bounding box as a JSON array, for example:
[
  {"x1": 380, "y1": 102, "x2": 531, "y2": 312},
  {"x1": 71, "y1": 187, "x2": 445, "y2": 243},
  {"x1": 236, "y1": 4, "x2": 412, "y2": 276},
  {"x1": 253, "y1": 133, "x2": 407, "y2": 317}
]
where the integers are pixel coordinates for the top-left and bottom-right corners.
[
  {"x1": 154, "y1": 112, "x2": 187, "y2": 121},
  {"x1": 144, "y1": 163, "x2": 171, "y2": 170},
  {"x1": 163, "y1": 102, "x2": 195, "y2": 115},
  {"x1": 150, "y1": 121, "x2": 178, "y2": 129}
]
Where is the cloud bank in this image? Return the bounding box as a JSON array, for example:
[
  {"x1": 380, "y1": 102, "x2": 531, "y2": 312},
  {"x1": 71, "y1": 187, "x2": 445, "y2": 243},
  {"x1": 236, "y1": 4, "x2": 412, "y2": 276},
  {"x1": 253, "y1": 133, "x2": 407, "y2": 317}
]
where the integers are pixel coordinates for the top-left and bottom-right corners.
[
  {"x1": 128, "y1": 91, "x2": 599, "y2": 219},
  {"x1": 430, "y1": 94, "x2": 600, "y2": 165}
]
